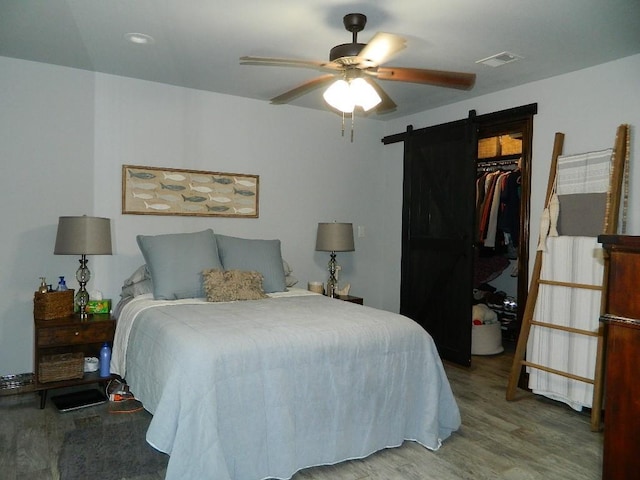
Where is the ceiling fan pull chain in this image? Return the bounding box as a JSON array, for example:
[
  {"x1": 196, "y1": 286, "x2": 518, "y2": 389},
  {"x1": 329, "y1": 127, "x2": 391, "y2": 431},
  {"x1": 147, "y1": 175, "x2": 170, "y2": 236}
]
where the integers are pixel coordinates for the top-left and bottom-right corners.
[
  {"x1": 341, "y1": 111, "x2": 346, "y2": 137},
  {"x1": 351, "y1": 114, "x2": 355, "y2": 142}
]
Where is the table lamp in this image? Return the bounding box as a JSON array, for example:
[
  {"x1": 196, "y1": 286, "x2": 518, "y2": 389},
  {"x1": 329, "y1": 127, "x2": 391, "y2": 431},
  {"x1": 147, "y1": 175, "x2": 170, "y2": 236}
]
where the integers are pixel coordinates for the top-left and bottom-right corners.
[
  {"x1": 54, "y1": 216, "x2": 112, "y2": 319},
  {"x1": 315, "y1": 222, "x2": 355, "y2": 297}
]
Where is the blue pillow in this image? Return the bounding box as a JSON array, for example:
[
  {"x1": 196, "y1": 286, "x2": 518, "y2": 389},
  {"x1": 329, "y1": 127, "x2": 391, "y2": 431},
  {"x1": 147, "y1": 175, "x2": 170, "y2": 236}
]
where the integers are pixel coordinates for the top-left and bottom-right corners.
[
  {"x1": 136, "y1": 229, "x2": 222, "y2": 299},
  {"x1": 215, "y1": 235, "x2": 286, "y2": 293}
]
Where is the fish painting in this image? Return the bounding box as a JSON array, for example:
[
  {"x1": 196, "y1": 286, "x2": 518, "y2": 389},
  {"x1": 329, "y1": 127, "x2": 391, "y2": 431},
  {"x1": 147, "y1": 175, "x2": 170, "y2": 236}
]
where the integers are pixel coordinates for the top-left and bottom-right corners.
[
  {"x1": 208, "y1": 195, "x2": 232, "y2": 203},
  {"x1": 213, "y1": 176, "x2": 233, "y2": 184},
  {"x1": 233, "y1": 207, "x2": 255, "y2": 215},
  {"x1": 130, "y1": 181, "x2": 157, "y2": 190},
  {"x1": 206, "y1": 205, "x2": 230, "y2": 212},
  {"x1": 191, "y1": 175, "x2": 213, "y2": 183},
  {"x1": 233, "y1": 177, "x2": 256, "y2": 187},
  {"x1": 181, "y1": 194, "x2": 207, "y2": 203},
  {"x1": 234, "y1": 187, "x2": 255, "y2": 197},
  {"x1": 129, "y1": 170, "x2": 156, "y2": 179},
  {"x1": 182, "y1": 204, "x2": 205, "y2": 212},
  {"x1": 156, "y1": 193, "x2": 181, "y2": 202},
  {"x1": 160, "y1": 183, "x2": 186, "y2": 191},
  {"x1": 144, "y1": 201, "x2": 171, "y2": 211},
  {"x1": 189, "y1": 183, "x2": 214, "y2": 193},
  {"x1": 163, "y1": 172, "x2": 186, "y2": 181},
  {"x1": 132, "y1": 191, "x2": 154, "y2": 200}
]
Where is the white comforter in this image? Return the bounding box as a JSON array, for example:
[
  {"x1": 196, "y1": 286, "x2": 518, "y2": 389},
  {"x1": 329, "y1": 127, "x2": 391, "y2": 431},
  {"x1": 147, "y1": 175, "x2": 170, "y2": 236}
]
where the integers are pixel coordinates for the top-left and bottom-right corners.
[{"x1": 112, "y1": 290, "x2": 460, "y2": 480}]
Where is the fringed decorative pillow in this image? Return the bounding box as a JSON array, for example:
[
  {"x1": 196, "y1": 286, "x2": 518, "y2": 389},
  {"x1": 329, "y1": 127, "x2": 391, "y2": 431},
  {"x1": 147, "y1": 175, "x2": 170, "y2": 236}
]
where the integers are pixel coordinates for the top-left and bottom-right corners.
[{"x1": 202, "y1": 269, "x2": 268, "y2": 302}]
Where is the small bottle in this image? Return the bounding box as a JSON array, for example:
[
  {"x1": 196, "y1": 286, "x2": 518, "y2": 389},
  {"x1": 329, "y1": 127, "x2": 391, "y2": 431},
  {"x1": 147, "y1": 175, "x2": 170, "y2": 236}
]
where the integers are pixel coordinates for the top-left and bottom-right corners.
[
  {"x1": 38, "y1": 277, "x2": 48, "y2": 294},
  {"x1": 57, "y1": 276, "x2": 68, "y2": 291},
  {"x1": 99, "y1": 342, "x2": 111, "y2": 378}
]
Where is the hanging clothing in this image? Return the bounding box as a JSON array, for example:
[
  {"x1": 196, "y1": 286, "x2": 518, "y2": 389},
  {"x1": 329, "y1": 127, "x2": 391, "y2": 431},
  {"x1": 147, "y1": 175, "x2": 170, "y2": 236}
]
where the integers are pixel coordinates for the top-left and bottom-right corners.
[
  {"x1": 485, "y1": 171, "x2": 510, "y2": 248},
  {"x1": 498, "y1": 169, "x2": 521, "y2": 247},
  {"x1": 475, "y1": 166, "x2": 521, "y2": 251}
]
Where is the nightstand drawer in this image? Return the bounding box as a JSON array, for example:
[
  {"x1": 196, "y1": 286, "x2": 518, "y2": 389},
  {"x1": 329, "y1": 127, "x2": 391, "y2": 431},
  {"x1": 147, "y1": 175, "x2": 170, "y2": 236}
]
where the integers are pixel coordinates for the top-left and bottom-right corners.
[{"x1": 37, "y1": 322, "x2": 115, "y2": 347}]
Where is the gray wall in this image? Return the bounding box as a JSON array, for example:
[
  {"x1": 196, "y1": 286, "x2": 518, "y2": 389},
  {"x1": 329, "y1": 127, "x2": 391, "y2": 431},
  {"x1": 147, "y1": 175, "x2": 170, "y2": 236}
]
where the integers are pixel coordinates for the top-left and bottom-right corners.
[{"x1": 1, "y1": 53, "x2": 639, "y2": 376}]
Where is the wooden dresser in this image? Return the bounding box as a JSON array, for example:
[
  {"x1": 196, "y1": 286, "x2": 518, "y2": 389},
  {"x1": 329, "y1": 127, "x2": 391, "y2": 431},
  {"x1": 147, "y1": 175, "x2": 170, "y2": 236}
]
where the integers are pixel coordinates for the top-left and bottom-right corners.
[{"x1": 599, "y1": 235, "x2": 640, "y2": 480}]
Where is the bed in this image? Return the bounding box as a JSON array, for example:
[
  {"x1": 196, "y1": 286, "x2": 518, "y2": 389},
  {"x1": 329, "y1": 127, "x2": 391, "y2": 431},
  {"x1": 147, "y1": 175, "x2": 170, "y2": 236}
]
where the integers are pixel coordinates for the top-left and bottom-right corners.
[{"x1": 110, "y1": 229, "x2": 461, "y2": 480}]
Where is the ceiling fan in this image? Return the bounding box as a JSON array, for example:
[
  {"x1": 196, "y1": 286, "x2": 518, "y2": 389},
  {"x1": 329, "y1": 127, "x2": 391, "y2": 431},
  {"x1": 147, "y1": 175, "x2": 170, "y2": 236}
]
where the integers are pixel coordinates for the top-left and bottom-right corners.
[{"x1": 240, "y1": 13, "x2": 476, "y2": 116}]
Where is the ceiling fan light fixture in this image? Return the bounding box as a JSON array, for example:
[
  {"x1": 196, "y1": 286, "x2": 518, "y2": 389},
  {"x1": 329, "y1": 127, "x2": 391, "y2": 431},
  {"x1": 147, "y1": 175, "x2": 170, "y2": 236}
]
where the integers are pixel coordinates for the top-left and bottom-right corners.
[
  {"x1": 323, "y1": 79, "x2": 355, "y2": 113},
  {"x1": 350, "y1": 78, "x2": 381, "y2": 111},
  {"x1": 323, "y1": 77, "x2": 381, "y2": 114}
]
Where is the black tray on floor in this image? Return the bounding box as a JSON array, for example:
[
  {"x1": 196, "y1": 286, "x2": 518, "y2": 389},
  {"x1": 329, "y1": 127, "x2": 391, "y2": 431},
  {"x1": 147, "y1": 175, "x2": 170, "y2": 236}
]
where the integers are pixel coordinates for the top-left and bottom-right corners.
[{"x1": 51, "y1": 389, "x2": 107, "y2": 412}]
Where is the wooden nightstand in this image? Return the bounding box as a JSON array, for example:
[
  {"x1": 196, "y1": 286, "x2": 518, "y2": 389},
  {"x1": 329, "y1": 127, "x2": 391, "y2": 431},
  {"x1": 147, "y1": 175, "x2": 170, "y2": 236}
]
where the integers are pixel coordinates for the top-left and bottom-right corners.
[
  {"x1": 334, "y1": 294, "x2": 363, "y2": 305},
  {"x1": 33, "y1": 314, "x2": 116, "y2": 408}
]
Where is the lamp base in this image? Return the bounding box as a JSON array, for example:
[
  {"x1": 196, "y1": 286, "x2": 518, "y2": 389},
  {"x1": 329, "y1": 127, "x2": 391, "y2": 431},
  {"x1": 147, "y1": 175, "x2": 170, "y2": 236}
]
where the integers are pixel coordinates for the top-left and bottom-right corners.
[
  {"x1": 326, "y1": 252, "x2": 338, "y2": 298},
  {"x1": 75, "y1": 255, "x2": 91, "y2": 320}
]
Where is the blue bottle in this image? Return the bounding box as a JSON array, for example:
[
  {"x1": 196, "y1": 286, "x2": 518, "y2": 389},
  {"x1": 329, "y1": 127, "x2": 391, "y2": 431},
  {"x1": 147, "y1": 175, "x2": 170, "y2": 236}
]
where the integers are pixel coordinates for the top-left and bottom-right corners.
[
  {"x1": 99, "y1": 342, "x2": 111, "y2": 378},
  {"x1": 57, "y1": 276, "x2": 68, "y2": 291}
]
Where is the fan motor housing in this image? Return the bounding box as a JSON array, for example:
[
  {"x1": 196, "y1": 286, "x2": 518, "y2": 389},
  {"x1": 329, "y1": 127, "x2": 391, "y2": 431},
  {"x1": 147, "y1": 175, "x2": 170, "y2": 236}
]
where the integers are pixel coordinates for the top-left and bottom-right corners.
[{"x1": 330, "y1": 43, "x2": 366, "y2": 62}]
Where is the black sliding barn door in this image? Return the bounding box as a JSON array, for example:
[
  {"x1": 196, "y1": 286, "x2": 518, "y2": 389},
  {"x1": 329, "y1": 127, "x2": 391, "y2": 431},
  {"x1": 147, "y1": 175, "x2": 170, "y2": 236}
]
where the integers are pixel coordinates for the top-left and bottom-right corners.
[{"x1": 400, "y1": 118, "x2": 477, "y2": 366}]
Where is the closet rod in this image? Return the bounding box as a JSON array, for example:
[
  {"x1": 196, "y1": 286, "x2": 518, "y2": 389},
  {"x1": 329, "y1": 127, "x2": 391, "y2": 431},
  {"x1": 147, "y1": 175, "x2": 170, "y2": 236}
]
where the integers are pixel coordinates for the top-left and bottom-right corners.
[{"x1": 476, "y1": 158, "x2": 520, "y2": 167}]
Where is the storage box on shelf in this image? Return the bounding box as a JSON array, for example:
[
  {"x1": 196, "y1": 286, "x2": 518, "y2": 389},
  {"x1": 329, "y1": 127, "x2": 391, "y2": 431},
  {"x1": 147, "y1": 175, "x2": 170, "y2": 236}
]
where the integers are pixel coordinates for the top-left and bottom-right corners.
[{"x1": 33, "y1": 290, "x2": 74, "y2": 320}]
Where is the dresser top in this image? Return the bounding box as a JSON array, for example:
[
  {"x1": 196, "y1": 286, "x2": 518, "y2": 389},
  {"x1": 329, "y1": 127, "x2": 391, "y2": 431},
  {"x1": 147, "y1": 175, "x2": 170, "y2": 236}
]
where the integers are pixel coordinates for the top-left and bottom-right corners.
[{"x1": 599, "y1": 235, "x2": 640, "y2": 251}]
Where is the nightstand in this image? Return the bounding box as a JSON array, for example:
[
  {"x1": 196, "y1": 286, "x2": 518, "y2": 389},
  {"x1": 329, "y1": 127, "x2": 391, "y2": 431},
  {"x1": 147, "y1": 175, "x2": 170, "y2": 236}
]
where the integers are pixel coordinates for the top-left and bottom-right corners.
[
  {"x1": 33, "y1": 314, "x2": 116, "y2": 408},
  {"x1": 334, "y1": 294, "x2": 363, "y2": 305}
]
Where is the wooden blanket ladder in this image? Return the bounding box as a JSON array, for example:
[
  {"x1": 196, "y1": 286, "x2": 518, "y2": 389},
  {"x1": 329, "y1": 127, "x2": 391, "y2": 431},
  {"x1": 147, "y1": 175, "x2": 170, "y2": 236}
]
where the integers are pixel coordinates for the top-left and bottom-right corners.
[{"x1": 505, "y1": 124, "x2": 630, "y2": 431}]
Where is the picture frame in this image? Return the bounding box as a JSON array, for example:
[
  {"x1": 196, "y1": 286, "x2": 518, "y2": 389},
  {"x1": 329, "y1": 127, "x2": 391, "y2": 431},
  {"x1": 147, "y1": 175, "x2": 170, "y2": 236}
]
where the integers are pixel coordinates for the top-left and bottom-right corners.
[{"x1": 122, "y1": 165, "x2": 259, "y2": 218}]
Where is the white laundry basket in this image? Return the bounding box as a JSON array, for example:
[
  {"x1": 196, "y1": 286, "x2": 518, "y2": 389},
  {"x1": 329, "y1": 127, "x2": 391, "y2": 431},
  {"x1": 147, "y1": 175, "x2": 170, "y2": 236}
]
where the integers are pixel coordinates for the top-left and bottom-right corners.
[{"x1": 471, "y1": 322, "x2": 504, "y2": 355}]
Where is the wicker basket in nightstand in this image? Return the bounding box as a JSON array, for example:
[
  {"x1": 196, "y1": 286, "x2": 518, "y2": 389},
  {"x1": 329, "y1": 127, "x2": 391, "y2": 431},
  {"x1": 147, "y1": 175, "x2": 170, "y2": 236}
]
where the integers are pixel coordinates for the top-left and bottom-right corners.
[{"x1": 38, "y1": 352, "x2": 84, "y2": 383}]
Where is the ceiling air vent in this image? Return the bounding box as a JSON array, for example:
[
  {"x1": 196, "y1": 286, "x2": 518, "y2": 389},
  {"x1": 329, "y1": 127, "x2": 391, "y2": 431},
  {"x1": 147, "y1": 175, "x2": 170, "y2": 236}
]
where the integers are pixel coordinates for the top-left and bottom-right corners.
[{"x1": 476, "y1": 51, "x2": 523, "y2": 67}]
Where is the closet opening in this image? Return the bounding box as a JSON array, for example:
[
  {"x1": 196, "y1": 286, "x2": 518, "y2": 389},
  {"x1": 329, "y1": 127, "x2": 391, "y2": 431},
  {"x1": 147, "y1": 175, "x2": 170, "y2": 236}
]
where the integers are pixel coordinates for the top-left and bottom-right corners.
[
  {"x1": 473, "y1": 111, "x2": 533, "y2": 354},
  {"x1": 384, "y1": 102, "x2": 535, "y2": 367}
]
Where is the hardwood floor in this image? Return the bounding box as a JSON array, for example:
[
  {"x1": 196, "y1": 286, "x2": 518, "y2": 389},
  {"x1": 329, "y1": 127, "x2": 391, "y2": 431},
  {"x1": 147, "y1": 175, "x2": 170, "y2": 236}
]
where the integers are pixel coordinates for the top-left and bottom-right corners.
[
  {"x1": 0, "y1": 348, "x2": 602, "y2": 480},
  {"x1": 295, "y1": 347, "x2": 602, "y2": 480}
]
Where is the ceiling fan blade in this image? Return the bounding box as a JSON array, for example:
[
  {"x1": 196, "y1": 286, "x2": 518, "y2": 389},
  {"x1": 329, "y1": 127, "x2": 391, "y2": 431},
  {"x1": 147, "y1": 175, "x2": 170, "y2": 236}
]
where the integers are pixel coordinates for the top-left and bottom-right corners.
[
  {"x1": 375, "y1": 66, "x2": 476, "y2": 90},
  {"x1": 240, "y1": 56, "x2": 341, "y2": 72},
  {"x1": 270, "y1": 74, "x2": 336, "y2": 104},
  {"x1": 357, "y1": 32, "x2": 406, "y2": 67},
  {"x1": 363, "y1": 78, "x2": 397, "y2": 114}
]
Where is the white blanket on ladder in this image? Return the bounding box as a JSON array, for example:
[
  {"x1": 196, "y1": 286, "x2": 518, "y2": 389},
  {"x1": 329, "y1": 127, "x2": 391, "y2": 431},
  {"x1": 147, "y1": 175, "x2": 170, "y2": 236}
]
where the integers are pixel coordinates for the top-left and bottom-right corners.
[{"x1": 526, "y1": 236, "x2": 604, "y2": 411}]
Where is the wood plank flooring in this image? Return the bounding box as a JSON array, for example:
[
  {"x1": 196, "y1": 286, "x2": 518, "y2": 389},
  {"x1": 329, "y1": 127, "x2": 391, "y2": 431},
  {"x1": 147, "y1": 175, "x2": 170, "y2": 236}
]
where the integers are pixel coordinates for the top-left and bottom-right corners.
[{"x1": 0, "y1": 348, "x2": 602, "y2": 479}]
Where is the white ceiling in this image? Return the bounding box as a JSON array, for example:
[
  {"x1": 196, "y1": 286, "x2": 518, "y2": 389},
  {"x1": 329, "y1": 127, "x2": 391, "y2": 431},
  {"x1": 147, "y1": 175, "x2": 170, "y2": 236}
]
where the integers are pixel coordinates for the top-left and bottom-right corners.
[{"x1": 2, "y1": 0, "x2": 639, "y2": 120}]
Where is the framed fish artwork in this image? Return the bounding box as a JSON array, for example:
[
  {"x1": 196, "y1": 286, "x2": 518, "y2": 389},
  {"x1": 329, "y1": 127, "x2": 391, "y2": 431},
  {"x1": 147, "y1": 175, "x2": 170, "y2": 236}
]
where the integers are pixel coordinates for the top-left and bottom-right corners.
[{"x1": 122, "y1": 165, "x2": 259, "y2": 218}]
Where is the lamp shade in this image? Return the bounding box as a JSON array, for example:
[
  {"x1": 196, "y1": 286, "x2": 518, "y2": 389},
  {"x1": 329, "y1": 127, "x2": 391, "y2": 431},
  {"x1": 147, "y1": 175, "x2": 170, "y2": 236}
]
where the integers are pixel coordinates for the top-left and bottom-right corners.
[
  {"x1": 315, "y1": 223, "x2": 355, "y2": 252},
  {"x1": 54, "y1": 216, "x2": 112, "y2": 255}
]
